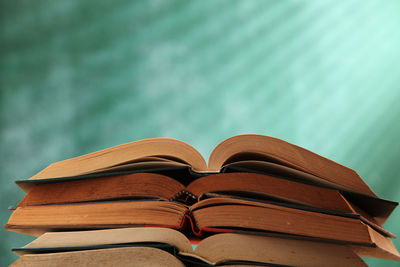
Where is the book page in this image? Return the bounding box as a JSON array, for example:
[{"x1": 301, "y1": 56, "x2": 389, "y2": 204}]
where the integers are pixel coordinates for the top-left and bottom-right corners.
[
  {"x1": 22, "y1": 228, "x2": 192, "y2": 253},
  {"x1": 194, "y1": 233, "x2": 367, "y2": 267},
  {"x1": 30, "y1": 138, "x2": 207, "y2": 179},
  {"x1": 11, "y1": 247, "x2": 185, "y2": 267},
  {"x1": 209, "y1": 134, "x2": 376, "y2": 196}
]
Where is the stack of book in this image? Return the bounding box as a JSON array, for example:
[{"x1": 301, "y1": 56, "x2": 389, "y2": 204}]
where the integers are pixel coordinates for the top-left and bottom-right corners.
[{"x1": 5, "y1": 134, "x2": 400, "y2": 266}]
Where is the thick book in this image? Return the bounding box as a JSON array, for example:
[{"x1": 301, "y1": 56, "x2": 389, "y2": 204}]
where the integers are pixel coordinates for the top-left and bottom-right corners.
[
  {"x1": 5, "y1": 194, "x2": 400, "y2": 260},
  {"x1": 14, "y1": 135, "x2": 398, "y2": 224},
  {"x1": 12, "y1": 172, "x2": 394, "y2": 236},
  {"x1": 18, "y1": 135, "x2": 381, "y2": 195},
  {"x1": 11, "y1": 227, "x2": 367, "y2": 267}
]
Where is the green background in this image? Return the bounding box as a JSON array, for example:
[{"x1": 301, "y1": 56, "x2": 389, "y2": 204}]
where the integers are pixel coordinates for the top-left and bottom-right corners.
[{"x1": 1, "y1": 0, "x2": 400, "y2": 266}]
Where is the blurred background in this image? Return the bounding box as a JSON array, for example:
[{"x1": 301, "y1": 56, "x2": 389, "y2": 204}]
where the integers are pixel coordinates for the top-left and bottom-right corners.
[{"x1": 1, "y1": 0, "x2": 400, "y2": 266}]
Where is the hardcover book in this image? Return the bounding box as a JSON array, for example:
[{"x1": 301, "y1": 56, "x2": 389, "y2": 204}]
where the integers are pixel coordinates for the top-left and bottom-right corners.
[{"x1": 11, "y1": 227, "x2": 368, "y2": 267}]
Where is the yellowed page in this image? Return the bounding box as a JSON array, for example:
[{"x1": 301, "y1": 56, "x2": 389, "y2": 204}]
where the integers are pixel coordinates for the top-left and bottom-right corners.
[
  {"x1": 30, "y1": 138, "x2": 207, "y2": 179},
  {"x1": 194, "y1": 233, "x2": 367, "y2": 267},
  {"x1": 11, "y1": 247, "x2": 185, "y2": 267},
  {"x1": 21, "y1": 227, "x2": 192, "y2": 254}
]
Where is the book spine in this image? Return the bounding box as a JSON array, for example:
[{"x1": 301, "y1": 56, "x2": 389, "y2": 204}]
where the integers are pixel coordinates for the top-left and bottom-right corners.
[{"x1": 171, "y1": 190, "x2": 197, "y2": 204}]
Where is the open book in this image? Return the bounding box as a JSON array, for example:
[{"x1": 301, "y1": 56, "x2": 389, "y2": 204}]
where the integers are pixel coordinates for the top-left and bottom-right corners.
[
  {"x1": 11, "y1": 227, "x2": 367, "y2": 267},
  {"x1": 6, "y1": 192, "x2": 400, "y2": 260},
  {"x1": 21, "y1": 135, "x2": 378, "y2": 194},
  {"x1": 15, "y1": 135, "x2": 398, "y2": 222},
  {"x1": 10, "y1": 172, "x2": 395, "y2": 236}
]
